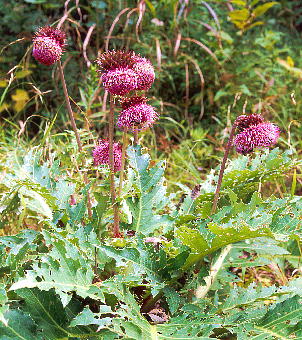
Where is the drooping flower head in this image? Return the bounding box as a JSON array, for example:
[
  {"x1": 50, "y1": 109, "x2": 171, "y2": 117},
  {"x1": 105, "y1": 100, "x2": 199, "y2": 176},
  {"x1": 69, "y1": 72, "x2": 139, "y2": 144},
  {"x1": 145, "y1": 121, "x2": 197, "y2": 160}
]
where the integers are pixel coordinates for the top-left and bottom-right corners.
[
  {"x1": 233, "y1": 114, "x2": 280, "y2": 155},
  {"x1": 96, "y1": 50, "x2": 155, "y2": 95},
  {"x1": 133, "y1": 57, "x2": 155, "y2": 91},
  {"x1": 32, "y1": 26, "x2": 66, "y2": 66},
  {"x1": 92, "y1": 139, "x2": 122, "y2": 172},
  {"x1": 117, "y1": 96, "x2": 158, "y2": 131}
]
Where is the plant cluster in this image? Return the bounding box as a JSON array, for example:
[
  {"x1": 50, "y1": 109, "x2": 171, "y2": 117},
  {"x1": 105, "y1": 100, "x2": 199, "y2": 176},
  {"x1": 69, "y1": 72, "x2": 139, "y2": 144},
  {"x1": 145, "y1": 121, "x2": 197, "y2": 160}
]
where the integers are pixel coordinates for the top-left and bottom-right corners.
[{"x1": 1, "y1": 1, "x2": 302, "y2": 340}]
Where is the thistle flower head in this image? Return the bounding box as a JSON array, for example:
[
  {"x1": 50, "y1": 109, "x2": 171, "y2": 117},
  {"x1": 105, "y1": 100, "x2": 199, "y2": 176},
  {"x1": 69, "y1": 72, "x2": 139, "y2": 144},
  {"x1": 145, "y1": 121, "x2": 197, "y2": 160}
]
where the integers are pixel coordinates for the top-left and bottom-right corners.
[
  {"x1": 132, "y1": 57, "x2": 155, "y2": 91},
  {"x1": 235, "y1": 114, "x2": 265, "y2": 132},
  {"x1": 92, "y1": 139, "x2": 122, "y2": 172},
  {"x1": 117, "y1": 96, "x2": 158, "y2": 131},
  {"x1": 96, "y1": 50, "x2": 155, "y2": 94},
  {"x1": 96, "y1": 50, "x2": 137, "y2": 72},
  {"x1": 101, "y1": 67, "x2": 138, "y2": 96},
  {"x1": 234, "y1": 122, "x2": 280, "y2": 155},
  {"x1": 32, "y1": 26, "x2": 66, "y2": 65}
]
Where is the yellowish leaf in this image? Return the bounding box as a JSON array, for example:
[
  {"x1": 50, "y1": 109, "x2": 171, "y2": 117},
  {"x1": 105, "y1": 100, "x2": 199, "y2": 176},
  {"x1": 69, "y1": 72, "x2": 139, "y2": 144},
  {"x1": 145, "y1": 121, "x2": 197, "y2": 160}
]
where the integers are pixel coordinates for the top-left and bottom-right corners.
[
  {"x1": 0, "y1": 79, "x2": 8, "y2": 87},
  {"x1": 15, "y1": 69, "x2": 32, "y2": 79},
  {"x1": 277, "y1": 58, "x2": 302, "y2": 79},
  {"x1": 287, "y1": 56, "x2": 294, "y2": 68},
  {"x1": 245, "y1": 21, "x2": 264, "y2": 31},
  {"x1": 0, "y1": 102, "x2": 10, "y2": 113},
  {"x1": 231, "y1": 20, "x2": 246, "y2": 30},
  {"x1": 253, "y1": 2, "x2": 278, "y2": 18},
  {"x1": 229, "y1": 9, "x2": 250, "y2": 22},
  {"x1": 250, "y1": 0, "x2": 261, "y2": 6},
  {"x1": 11, "y1": 89, "x2": 30, "y2": 112},
  {"x1": 230, "y1": 0, "x2": 246, "y2": 6}
]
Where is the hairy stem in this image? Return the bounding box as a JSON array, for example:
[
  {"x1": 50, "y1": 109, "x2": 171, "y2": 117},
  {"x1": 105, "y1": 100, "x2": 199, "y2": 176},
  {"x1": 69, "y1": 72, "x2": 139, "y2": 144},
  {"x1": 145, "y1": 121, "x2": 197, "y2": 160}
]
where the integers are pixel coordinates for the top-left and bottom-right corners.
[
  {"x1": 211, "y1": 123, "x2": 236, "y2": 214},
  {"x1": 58, "y1": 61, "x2": 92, "y2": 218},
  {"x1": 109, "y1": 97, "x2": 120, "y2": 236},
  {"x1": 118, "y1": 130, "x2": 128, "y2": 196}
]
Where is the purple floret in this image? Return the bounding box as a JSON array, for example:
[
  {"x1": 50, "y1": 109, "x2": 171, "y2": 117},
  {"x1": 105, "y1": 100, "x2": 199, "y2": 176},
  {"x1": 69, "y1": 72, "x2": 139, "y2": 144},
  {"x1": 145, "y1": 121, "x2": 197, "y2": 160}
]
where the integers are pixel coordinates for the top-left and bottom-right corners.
[
  {"x1": 117, "y1": 97, "x2": 158, "y2": 131},
  {"x1": 234, "y1": 122, "x2": 280, "y2": 155},
  {"x1": 101, "y1": 67, "x2": 138, "y2": 96},
  {"x1": 133, "y1": 57, "x2": 155, "y2": 91},
  {"x1": 32, "y1": 26, "x2": 66, "y2": 66},
  {"x1": 92, "y1": 140, "x2": 122, "y2": 172}
]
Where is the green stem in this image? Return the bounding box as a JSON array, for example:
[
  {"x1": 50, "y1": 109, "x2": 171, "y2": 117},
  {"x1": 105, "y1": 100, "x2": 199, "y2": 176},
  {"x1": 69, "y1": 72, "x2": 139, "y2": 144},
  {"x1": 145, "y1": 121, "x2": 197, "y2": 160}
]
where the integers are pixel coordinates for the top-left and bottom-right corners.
[
  {"x1": 195, "y1": 244, "x2": 232, "y2": 299},
  {"x1": 134, "y1": 129, "x2": 139, "y2": 145}
]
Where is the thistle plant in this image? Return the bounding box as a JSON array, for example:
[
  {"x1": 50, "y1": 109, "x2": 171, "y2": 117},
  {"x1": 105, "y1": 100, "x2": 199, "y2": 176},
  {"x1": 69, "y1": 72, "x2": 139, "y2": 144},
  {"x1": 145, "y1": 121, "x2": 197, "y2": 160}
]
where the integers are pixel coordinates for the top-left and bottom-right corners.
[
  {"x1": 32, "y1": 25, "x2": 92, "y2": 217},
  {"x1": 95, "y1": 50, "x2": 157, "y2": 237},
  {"x1": 211, "y1": 113, "x2": 280, "y2": 213},
  {"x1": 3, "y1": 10, "x2": 302, "y2": 337}
]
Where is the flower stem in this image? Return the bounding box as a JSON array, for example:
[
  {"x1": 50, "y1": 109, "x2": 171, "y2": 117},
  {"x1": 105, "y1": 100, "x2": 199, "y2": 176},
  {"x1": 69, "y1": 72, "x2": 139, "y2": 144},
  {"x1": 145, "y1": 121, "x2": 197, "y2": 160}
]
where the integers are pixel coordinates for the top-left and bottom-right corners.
[
  {"x1": 211, "y1": 122, "x2": 236, "y2": 214},
  {"x1": 133, "y1": 129, "x2": 139, "y2": 145},
  {"x1": 58, "y1": 60, "x2": 92, "y2": 218},
  {"x1": 118, "y1": 130, "x2": 128, "y2": 197},
  {"x1": 109, "y1": 97, "x2": 120, "y2": 237}
]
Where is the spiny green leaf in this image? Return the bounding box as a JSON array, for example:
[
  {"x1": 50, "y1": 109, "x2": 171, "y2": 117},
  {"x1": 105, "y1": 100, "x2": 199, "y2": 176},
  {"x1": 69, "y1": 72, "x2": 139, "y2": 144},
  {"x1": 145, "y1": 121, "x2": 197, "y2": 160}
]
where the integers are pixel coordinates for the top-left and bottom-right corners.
[
  {"x1": 10, "y1": 230, "x2": 104, "y2": 305},
  {"x1": 176, "y1": 221, "x2": 272, "y2": 268},
  {"x1": 16, "y1": 288, "x2": 98, "y2": 339},
  {"x1": 126, "y1": 146, "x2": 172, "y2": 235},
  {"x1": 0, "y1": 283, "x2": 8, "y2": 326},
  {"x1": 0, "y1": 310, "x2": 42, "y2": 340},
  {"x1": 255, "y1": 295, "x2": 302, "y2": 339}
]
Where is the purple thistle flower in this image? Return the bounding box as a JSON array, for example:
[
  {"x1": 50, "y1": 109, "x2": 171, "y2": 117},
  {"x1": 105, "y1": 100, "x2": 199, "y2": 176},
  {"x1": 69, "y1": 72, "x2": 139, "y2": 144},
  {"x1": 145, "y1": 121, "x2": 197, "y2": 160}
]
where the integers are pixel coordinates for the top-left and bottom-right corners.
[
  {"x1": 92, "y1": 139, "x2": 122, "y2": 172},
  {"x1": 133, "y1": 57, "x2": 155, "y2": 91},
  {"x1": 101, "y1": 67, "x2": 138, "y2": 96},
  {"x1": 234, "y1": 122, "x2": 280, "y2": 155},
  {"x1": 117, "y1": 96, "x2": 158, "y2": 131},
  {"x1": 96, "y1": 50, "x2": 137, "y2": 71},
  {"x1": 235, "y1": 114, "x2": 265, "y2": 132},
  {"x1": 96, "y1": 50, "x2": 155, "y2": 95},
  {"x1": 32, "y1": 26, "x2": 66, "y2": 66}
]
